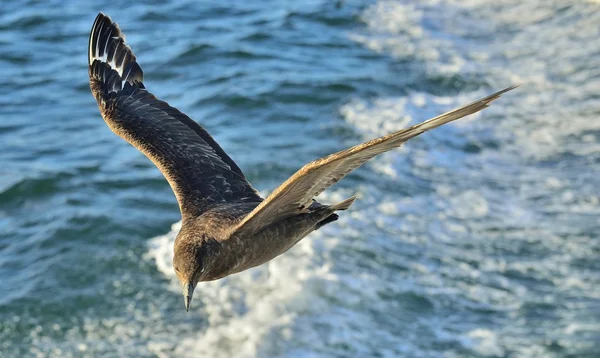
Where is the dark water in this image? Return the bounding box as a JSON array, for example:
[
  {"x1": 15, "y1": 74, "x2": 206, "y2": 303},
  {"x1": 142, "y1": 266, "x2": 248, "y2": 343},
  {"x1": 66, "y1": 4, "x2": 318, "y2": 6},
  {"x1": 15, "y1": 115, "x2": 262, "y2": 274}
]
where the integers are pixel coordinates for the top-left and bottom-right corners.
[{"x1": 1, "y1": 0, "x2": 599, "y2": 357}]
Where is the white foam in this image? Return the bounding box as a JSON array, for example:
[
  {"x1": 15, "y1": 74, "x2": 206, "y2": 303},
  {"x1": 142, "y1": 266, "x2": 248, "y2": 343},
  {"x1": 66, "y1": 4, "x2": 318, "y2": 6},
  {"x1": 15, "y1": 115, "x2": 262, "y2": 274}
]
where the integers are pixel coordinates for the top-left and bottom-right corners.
[
  {"x1": 339, "y1": 90, "x2": 487, "y2": 182},
  {"x1": 351, "y1": 0, "x2": 600, "y2": 160},
  {"x1": 464, "y1": 329, "x2": 505, "y2": 357},
  {"x1": 340, "y1": 97, "x2": 413, "y2": 137},
  {"x1": 340, "y1": 1, "x2": 600, "y2": 356},
  {"x1": 340, "y1": 91, "x2": 486, "y2": 138}
]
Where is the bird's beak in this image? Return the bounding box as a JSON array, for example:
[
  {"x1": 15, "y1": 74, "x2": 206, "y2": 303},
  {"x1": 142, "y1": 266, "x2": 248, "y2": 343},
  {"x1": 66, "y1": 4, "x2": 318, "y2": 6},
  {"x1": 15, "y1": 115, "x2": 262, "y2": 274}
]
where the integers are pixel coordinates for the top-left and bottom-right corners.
[{"x1": 183, "y1": 282, "x2": 195, "y2": 312}]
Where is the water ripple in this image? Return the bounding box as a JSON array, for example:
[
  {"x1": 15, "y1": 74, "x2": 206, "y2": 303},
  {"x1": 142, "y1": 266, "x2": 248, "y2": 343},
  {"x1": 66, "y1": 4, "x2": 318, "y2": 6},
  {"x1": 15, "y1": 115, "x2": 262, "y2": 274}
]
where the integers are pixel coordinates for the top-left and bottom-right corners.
[{"x1": 1, "y1": 0, "x2": 599, "y2": 357}]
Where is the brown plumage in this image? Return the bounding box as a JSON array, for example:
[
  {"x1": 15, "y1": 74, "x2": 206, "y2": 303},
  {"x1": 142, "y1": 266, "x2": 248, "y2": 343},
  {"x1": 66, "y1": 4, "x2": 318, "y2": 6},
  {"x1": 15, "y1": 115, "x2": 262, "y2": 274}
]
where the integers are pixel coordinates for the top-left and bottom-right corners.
[{"x1": 88, "y1": 13, "x2": 516, "y2": 311}]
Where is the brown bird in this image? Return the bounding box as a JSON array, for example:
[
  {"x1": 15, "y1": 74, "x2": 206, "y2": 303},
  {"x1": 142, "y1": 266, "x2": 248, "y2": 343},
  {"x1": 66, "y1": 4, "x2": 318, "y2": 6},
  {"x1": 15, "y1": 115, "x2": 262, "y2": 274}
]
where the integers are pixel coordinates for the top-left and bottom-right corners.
[{"x1": 88, "y1": 13, "x2": 515, "y2": 311}]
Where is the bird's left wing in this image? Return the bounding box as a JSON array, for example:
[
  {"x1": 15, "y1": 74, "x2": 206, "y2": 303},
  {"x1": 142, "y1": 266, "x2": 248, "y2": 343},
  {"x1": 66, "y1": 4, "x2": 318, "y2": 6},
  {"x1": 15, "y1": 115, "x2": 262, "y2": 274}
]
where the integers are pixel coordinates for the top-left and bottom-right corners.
[
  {"x1": 88, "y1": 13, "x2": 261, "y2": 217},
  {"x1": 232, "y1": 86, "x2": 517, "y2": 235}
]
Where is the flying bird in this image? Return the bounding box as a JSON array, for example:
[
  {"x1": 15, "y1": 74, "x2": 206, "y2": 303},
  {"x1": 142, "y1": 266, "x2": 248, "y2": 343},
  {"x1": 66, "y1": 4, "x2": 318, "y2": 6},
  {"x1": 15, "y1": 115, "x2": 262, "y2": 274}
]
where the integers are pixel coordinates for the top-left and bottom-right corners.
[{"x1": 88, "y1": 13, "x2": 515, "y2": 311}]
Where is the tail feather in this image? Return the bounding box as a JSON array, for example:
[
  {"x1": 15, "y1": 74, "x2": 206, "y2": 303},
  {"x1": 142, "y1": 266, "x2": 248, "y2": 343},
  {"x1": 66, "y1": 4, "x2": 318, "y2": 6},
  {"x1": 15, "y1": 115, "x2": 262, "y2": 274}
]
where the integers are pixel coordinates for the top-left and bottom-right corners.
[
  {"x1": 88, "y1": 13, "x2": 143, "y2": 97},
  {"x1": 329, "y1": 195, "x2": 357, "y2": 211},
  {"x1": 314, "y1": 196, "x2": 356, "y2": 230}
]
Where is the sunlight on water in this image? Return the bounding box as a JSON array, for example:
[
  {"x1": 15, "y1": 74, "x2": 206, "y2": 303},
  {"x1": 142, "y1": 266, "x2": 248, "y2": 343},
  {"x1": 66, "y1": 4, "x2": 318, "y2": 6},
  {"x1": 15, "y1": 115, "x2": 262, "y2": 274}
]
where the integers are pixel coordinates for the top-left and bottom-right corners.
[{"x1": 0, "y1": 0, "x2": 598, "y2": 357}]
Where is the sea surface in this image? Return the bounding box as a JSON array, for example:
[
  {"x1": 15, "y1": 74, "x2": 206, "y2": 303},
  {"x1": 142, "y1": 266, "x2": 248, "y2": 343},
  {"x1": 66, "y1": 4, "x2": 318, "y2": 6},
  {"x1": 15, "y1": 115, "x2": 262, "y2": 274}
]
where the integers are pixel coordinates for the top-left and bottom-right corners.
[{"x1": 1, "y1": 1, "x2": 599, "y2": 357}]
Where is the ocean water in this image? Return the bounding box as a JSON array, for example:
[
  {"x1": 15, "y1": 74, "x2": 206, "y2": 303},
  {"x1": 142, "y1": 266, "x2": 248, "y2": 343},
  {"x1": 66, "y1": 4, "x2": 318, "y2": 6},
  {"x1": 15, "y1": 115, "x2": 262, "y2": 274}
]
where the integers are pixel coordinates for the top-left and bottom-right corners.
[{"x1": 1, "y1": 0, "x2": 599, "y2": 357}]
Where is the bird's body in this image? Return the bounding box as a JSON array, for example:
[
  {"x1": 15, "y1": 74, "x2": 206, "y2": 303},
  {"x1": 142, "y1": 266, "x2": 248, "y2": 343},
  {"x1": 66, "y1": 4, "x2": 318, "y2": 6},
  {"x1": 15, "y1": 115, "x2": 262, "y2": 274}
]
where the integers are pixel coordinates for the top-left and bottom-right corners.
[
  {"x1": 176, "y1": 199, "x2": 345, "y2": 282},
  {"x1": 88, "y1": 13, "x2": 515, "y2": 310}
]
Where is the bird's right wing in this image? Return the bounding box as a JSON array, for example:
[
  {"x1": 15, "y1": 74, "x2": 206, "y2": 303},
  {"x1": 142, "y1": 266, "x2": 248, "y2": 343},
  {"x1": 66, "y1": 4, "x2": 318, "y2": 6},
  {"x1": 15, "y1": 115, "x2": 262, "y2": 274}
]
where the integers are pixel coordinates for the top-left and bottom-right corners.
[
  {"x1": 88, "y1": 13, "x2": 261, "y2": 217},
  {"x1": 233, "y1": 86, "x2": 517, "y2": 235}
]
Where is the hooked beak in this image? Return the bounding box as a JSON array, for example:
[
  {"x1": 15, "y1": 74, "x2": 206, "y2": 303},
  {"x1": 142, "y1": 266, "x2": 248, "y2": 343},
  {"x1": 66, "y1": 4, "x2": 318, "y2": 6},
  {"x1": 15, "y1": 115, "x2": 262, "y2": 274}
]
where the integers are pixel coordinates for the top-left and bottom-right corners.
[{"x1": 183, "y1": 282, "x2": 195, "y2": 312}]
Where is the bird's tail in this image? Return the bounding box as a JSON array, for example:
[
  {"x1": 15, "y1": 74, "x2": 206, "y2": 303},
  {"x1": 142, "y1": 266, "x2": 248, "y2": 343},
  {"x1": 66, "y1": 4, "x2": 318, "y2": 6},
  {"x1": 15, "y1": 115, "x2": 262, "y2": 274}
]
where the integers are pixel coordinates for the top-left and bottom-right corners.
[
  {"x1": 314, "y1": 196, "x2": 356, "y2": 230},
  {"x1": 329, "y1": 195, "x2": 357, "y2": 211},
  {"x1": 88, "y1": 12, "x2": 144, "y2": 99}
]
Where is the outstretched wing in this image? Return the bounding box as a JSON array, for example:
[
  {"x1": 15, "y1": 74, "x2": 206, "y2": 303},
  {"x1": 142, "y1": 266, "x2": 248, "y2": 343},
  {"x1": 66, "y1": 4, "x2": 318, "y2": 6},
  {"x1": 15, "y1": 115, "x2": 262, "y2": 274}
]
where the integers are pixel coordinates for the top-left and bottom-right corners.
[
  {"x1": 88, "y1": 13, "x2": 261, "y2": 217},
  {"x1": 233, "y1": 86, "x2": 517, "y2": 234}
]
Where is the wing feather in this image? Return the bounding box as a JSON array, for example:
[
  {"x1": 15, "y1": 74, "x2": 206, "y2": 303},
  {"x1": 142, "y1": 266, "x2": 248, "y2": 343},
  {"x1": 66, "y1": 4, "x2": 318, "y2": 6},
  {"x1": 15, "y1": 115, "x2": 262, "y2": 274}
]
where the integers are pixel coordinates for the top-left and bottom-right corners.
[
  {"x1": 233, "y1": 86, "x2": 517, "y2": 234},
  {"x1": 88, "y1": 13, "x2": 261, "y2": 217}
]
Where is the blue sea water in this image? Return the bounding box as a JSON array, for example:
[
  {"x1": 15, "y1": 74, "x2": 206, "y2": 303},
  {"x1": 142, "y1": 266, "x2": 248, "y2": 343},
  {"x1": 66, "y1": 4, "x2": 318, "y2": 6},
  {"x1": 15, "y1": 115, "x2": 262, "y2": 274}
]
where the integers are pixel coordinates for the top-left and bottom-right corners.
[{"x1": 1, "y1": 0, "x2": 599, "y2": 357}]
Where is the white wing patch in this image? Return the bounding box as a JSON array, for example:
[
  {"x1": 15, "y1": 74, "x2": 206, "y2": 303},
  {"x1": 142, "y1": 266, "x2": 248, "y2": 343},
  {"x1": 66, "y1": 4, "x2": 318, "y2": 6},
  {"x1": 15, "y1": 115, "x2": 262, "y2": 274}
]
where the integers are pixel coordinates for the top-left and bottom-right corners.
[{"x1": 88, "y1": 14, "x2": 136, "y2": 91}]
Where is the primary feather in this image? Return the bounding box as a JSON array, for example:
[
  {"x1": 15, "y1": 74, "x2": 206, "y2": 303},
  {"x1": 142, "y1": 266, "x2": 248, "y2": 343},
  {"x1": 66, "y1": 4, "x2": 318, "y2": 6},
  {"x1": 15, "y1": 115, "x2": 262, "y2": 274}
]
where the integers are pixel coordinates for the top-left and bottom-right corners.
[{"x1": 88, "y1": 13, "x2": 261, "y2": 218}]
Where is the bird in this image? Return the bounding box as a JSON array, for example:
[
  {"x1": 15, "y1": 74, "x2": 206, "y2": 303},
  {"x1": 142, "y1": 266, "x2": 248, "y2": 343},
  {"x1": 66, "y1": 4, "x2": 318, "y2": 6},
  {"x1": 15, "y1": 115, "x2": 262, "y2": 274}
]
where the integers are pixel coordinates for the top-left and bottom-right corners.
[{"x1": 88, "y1": 12, "x2": 515, "y2": 312}]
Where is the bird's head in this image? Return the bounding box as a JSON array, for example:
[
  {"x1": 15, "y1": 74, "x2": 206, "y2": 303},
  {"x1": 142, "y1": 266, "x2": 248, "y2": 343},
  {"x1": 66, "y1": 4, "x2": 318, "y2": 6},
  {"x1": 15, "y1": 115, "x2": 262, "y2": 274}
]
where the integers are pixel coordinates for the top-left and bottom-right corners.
[{"x1": 173, "y1": 233, "x2": 215, "y2": 312}]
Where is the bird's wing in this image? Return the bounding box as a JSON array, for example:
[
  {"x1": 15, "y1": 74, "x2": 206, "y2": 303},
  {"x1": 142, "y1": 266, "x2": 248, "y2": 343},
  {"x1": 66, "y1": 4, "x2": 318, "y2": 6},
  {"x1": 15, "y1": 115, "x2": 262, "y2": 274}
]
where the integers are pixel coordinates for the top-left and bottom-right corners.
[
  {"x1": 88, "y1": 13, "x2": 261, "y2": 217},
  {"x1": 233, "y1": 86, "x2": 516, "y2": 234}
]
